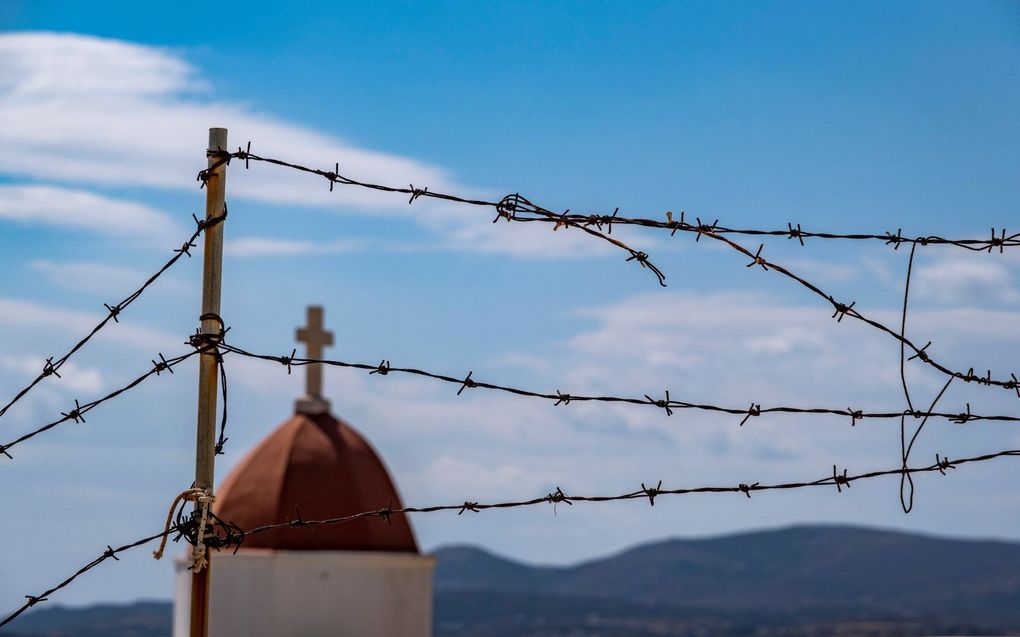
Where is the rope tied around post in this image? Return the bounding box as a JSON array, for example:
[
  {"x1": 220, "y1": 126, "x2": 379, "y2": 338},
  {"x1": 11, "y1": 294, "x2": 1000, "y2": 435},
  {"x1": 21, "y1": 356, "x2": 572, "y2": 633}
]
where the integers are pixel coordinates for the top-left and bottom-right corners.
[{"x1": 153, "y1": 487, "x2": 216, "y2": 573}]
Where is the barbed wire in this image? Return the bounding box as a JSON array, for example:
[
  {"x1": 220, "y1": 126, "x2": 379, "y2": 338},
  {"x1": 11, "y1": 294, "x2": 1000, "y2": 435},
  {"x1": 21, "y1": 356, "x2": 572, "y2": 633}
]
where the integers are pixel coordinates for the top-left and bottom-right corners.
[
  {"x1": 898, "y1": 242, "x2": 929, "y2": 512},
  {"x1": 217, "y1": 446, "x2": 1019, "y2": 545},
  {"x1": 513, "y1": 213, "x2": 1019, "y2": 252},
  {"x1": 204, "y1": 147, "x2": 665, "y2": 285},
  {"x1": 216, "y1": 341, "x2": 1019, "y2": 427},
  {"x1": 185, "y1": 319, "x2": 232, "y2": 456},
  {"x1": 0, "y1": 209, "x2": 228, "y2": 424},
  {"x1": 4, "y1": 444, "x2": 1016, "y2": 630},
  {"x1": 205, "y1": 147, "x2": 1020, "y2": 252},
  {"x1": 4, "y1": 143, "x2": 1015, "y2": 633},
  {"x1": 0, "y1": 350, "x2": 197, "y2": 459},
  {"x1": 203, "y1": 146, "x2": 1020, "y2": 395},
  {"x1": 689, "y1": 228, "x2": 1020, "y2": 394}
]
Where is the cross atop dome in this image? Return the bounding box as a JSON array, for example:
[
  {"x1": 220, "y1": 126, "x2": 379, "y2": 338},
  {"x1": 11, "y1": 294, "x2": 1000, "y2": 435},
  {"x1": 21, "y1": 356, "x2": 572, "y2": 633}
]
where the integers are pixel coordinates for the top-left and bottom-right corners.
[
  {"x1": 180, "y1": 302, "x2": 431, "y2": 637},
  {"x1": 295, "y1": 305, "x2": 334, "y2": 415}
]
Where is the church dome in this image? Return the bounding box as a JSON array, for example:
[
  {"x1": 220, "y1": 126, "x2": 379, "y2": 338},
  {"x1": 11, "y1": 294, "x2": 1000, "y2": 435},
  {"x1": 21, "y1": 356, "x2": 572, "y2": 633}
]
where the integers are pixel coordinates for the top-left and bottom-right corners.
[{"x1": 215, "y1": 411, "x2": 419, "y2": 553}]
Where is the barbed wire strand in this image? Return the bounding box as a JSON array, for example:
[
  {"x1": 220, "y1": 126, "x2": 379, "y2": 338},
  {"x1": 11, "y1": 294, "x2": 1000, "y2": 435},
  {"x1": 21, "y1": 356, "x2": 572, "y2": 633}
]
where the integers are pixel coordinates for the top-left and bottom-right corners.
[
  {"x1": 224, "y1": 446, "x2": 1018, "y2": 543},
  {"x1": 205, "y1": 146, "x2": 1020, "y2": 394},
  {"x1": 216, "y1": 341, "x2": 1020, "y2": 427},
  {"x1": 0, "y1": 210, "x2": 228, "y2": 424},
  {"x1": 4, "y1": 444, "x2": 1017, "y2": 630},
  {"x1": 203, "y1": 148, "x2": 666, "y2": 286},
  {"x1": 693, "y1": 229, "x2": 1019, "y2": 393},
  {"x1": 206, "y1": 147, "x2": 1020, "y2": 251},
  {"x1": 899, "y1": 377, "x2": 954, "y2": 513},
  {"x1": 899, "y1": 242, "x2": 919, "y2": 414},
  {"x1": 184, "y1": 317, "x2": 231, "y2": 456},
  {"x1": 896, "y1": 241, "x2": 941, "y2": 513}
]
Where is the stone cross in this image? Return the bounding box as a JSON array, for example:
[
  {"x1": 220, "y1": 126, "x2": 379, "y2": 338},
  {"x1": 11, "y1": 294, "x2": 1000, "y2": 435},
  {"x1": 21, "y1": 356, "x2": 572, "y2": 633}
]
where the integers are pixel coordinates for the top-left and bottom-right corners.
[{"x1": 295, "y1": 305, "x2": 334, "y2": 414}]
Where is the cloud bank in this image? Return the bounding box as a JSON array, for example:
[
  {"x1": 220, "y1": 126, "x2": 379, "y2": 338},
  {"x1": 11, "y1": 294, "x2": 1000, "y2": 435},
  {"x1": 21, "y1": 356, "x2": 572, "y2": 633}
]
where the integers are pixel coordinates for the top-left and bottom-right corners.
[{"x1": 0, "y1": 32, "x2": 620, "y2": 259}]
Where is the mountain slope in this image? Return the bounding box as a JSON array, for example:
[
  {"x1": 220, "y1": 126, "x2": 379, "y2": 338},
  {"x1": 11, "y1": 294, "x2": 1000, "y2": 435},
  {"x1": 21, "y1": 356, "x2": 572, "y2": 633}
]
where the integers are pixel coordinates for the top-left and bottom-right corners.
[{"x1": 434, "y1": 525, "x2": 1020, "y2": 634}]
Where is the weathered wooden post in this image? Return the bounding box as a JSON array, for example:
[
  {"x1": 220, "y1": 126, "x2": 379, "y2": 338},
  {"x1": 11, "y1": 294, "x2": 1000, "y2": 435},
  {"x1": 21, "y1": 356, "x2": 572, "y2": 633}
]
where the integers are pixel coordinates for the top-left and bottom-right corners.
[{"x1": 191, "y1": 127, "x2": 228, "y2": 637}]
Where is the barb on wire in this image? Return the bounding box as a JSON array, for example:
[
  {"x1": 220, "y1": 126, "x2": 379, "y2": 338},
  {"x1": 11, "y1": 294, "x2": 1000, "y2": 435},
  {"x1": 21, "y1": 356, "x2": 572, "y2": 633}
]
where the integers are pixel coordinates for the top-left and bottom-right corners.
[
  {"x1": 205, "y1": 146, "x2": 1017, "y2": 392},
  {"x1": 217, "y1": 341, "x2": 1020, "y2": 426},
  {"x1": 0, "y1": 350, "x2": 197, "y2": 459},
  {"x1": 0, "y1": 208, "x2": 228, "y2": 423}
]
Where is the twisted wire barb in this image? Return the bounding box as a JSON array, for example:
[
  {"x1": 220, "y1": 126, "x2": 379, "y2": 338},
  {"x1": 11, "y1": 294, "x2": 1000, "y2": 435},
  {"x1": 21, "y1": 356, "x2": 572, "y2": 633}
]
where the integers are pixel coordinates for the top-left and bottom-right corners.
[
  {"x1": 205, "y1": 146, "x2": 1019, "y2": 394},
  {"x1": 4, "y1": 445, "x2": 1017, "y2": 630},
  {"x1": 0, "y1": 210, "x2": 228, "y2": 423},
  {"x1": 217, "y1": 342, "x2": 1020, "y2": 426}
]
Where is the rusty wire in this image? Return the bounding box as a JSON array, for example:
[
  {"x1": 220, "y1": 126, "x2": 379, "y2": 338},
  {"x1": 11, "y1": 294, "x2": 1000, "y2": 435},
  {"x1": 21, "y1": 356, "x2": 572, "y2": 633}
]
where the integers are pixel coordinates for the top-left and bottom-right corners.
[
  {"x1": 0, "y1": 210, "x2": 227, "y2": 424},
  {"x1": 205, "y1": 145, "x2": 1020, "y2": 394},
  {"x1": 4, "y1": 444, "x2": 1017, "y2": 629}
]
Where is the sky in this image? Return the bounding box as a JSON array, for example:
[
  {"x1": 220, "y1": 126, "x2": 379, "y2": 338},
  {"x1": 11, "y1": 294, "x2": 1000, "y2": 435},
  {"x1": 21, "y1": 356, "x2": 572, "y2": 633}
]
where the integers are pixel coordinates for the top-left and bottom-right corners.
[{"x1": 0, "y1": 0, "x2": 1019, "y2": 611}]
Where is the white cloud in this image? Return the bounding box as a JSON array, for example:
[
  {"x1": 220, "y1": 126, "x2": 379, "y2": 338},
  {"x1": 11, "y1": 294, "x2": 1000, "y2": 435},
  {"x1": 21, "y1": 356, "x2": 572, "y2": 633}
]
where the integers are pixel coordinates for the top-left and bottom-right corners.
[
  {"x1": 409, "y1": 455, "x2": 562, "y2": 499},
  {"x1": 0, "y1": 32, "x2": 198, "y2": 99},
  {"x1": 28, "y1": 259, "x2": 189, "y2": 296},
  {"x1": 227, "y1": 237, "x2": 363, "y2": 257},
  {"x1": 0, "y1": 32, "x2": 650, "y2": 261},
  {"x1": 779, "y1": 256, "x2": 862, "y2": 283},
  {"x1": 0, "y1": 297, "x2": 180, "y2": 353},
  {"x1": 914, "y1": 255, "x2": 1019, "y2": 304},
  {"x1": 0, "y1": 185, "x2": 181, "y2": 240},
  {"x1": 0, "y1": 33, "x2": 463, "y2": 209},
  {"x1": 0, "y1": 356, "x2": 104, "y2": 394}
]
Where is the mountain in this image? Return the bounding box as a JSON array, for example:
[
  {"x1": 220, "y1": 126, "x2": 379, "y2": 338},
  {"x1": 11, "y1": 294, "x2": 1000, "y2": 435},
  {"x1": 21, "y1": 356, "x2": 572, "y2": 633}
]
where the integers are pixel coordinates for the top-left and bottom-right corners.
[
  {"x1": 3, "y1": 601, "x2": 170, "y2": 637},
  {"x1": 8, "y1": 525, "x2": 1020, "y2": 637},
  {"x1": 433, "y1": 525, "x2": 1020, "y2": 636}
]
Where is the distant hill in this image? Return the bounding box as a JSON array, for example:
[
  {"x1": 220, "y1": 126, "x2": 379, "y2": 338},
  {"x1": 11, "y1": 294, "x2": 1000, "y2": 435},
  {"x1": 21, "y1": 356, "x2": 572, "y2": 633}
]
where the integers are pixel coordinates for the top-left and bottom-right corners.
[
  {"x1": 3, "y1": 601, "x2": 170, "y2": 637},
  {"x1": 9, "y1": 525, "x2": 1020, "y2": 637},
  {"x1": 433, "y1": 525, "x2": 1020, "y2": 636}
]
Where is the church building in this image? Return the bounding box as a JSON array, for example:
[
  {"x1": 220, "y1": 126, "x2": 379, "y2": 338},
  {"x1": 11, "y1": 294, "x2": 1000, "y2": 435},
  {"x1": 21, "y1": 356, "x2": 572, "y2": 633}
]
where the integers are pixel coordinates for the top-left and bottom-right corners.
[{"x1": 173, "y1": 306, "x2": 435, "y2": 636}]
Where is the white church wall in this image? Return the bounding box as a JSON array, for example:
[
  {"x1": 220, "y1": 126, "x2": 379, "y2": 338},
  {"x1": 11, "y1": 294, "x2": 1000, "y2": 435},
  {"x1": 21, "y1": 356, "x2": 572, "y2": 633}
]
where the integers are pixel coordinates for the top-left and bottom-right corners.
[{"x1": 174, "y1": 550, "x2": 436, "y2": 637}]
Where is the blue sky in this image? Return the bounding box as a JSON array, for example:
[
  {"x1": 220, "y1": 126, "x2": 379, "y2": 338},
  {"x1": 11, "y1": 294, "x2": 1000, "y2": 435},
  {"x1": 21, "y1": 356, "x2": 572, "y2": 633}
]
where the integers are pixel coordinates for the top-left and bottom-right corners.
[{"x1": 0, "y1": 1, "x2": 1018, "y2": 609}]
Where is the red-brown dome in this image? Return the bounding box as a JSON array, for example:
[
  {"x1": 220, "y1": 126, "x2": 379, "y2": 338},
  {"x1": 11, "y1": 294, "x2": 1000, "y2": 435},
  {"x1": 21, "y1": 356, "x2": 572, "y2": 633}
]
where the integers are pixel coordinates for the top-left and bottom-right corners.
[{"x1": 215, "y1": 411, "x2": 418, "y2": 552}]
